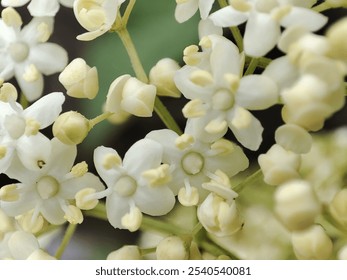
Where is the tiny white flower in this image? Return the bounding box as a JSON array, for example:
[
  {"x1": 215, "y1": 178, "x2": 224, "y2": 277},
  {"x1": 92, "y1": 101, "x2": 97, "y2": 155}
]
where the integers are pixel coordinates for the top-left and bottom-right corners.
[
  {"x1": 175, "y1": 0, "x2": 215, "y2": 23},
  {"x1": 74, "y1": 0, "x2": 126, "y2": 41},
  {"x1": 1, "y1": 0, "x2": 75, "y2": 17},
  {"x1": 209, "y1": 0, "x2": 327, "y2": 57},
  {"x1": 92, "y1": 139, "x2": 175, "y2": 231},
  {"x1": 0, "y1": 138, "x2": 105, "y2": 225},
  {"x1": 0, "y1": 12, "x2": 68, "y2": 101},
  {"x1": 0, "y1": 92, "x2": 65, "y2": 173}
]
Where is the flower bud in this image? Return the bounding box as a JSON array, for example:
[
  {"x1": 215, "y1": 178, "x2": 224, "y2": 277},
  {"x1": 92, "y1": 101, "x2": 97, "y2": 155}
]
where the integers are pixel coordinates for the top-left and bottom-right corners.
[
  {"x1": 52, "y1": 111, "x2": 90, "y2": 145},
  {"x1": 0, "y1": 82, "x2": 18, "y2": 102},
  {"x1": 156, "y1": 236, "x2": 189, "y2": 260},
  {"x1": 292, "y1": 225, "x2": 333, "y2": 259},
  {"x1": 59, "y1": 58, "x2": 99, "y2": 99},
  {"x1": 329, "y1": 188, "x2": 347, "y2": 228},
  {"x1": 149, "y1": 58, "x2": 181, "y2": 98},
  {"x1": 326, "y1": 17, "x2": 347, "y2": 62},
  {"x1": 274, "y1": 180, "x2": 321, "y2": 231},
  {"x1": 107, "y1": 245, "x2": 142, "y2": 260}
]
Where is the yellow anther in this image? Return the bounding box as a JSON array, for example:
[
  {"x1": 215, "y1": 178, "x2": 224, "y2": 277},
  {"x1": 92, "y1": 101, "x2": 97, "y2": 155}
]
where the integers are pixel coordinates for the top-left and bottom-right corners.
[
  {"x1": 211, "y1": 139, "x2": 235, "y2": 155},
  {"x1": 1, "y1": 7, "x2": 22, "y2": 28},
  {"x1": 71, "y1": 161, "x2": 88, "y2": 177},
  {"x1": 25, "y1": 118, "x2": 41, "y2": 136},
  {"x1": 102, "y1": 153, "x2": 122, "y2": 170},
  {"x1": 175, "y1": 134, "x2": 194, "y2": 150},
  {"x1": 224, "y1": 73, "x2": 240, "y2": 93},
  {"x1": 0, "y1": 146, "x2": 7, "y2": 159},
  {"x1": 64, "y1": 205, "x2": 83, "y2": 224},
  {"x1": 16, "y1": 211, "x2": 44, "y2": 234},
  {"x1": 141, "y1": 164, "x2": 172, "y2": 187},
  {"x1": 271, "y1": 5, "x2": 292, "y2": 22},
  {"x1": 199, "y1": 36, "x2": 212, "y2": 49},
  {"x1": 37, "y1": 22, "x2": 51, "y2": 43},
  {"x1": 178, "y1": 186, "x2": 199, "y2": 206},
  {"x1": 230, "y1": 0, "x2": 252, "y2": 12},
  {"x1": 190, "y1": 70, "x2": 214, "y2": 87},
  {"x1": 75, "y1": 188, "x2": 98, "y2": 210},
  {"x1": 183, "y1": 45, "x2": 200, "y2": 65},
  {"x1": 182, "y1": 99, "x2": 206, "y2": 118},
  {"x1": 230, "y1": 107, "x2": 252, "y2": 129},
  {"x1": 0, "y1": 184, "x2": 19, "y2": 202},
  {"x1": 23, "y1": 64, "x2": 40, "y2": 82},
  {"x1": 121, "y1": 207, "x2": 142, "y2": 232},
  {"x1": 205, "y1": 118, "x2": 228, "y2": 134},
  {"x1": 0, "y1": 82, "x2": 18, "y2": 102}
]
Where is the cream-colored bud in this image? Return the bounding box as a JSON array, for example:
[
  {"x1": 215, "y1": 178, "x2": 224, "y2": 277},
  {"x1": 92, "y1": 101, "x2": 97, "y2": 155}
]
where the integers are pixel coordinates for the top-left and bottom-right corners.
[
  {"x1": 329, "y1": 188, "x2": 347, "y2": 228},
  {"x1": 52, "y1": 111, "x2": 90, "y2": 145},
  {"x1": 59, "y1": 58, "x2": 99, "y2": 99},
  {"x1": 0, "y1": 184, "x2": 19, "y2": 202},
  {"x1": 149, "y1": 58, "x2": 181, "y2": 98},
  {"x1": 121, "y1": 77, "x2": 156, "y2": 117},
  {"x1": 292, "y1": 225, "x2": 333, "y2": 259},
  {"x1": 107, "y1": 246, "x2": 142, "y2": 260},
  {"x1": 0, "y1": 82, "x2": 18, "y2": 102},
  {"x1": 258, "y1": 144, "x2": 301, "y2": 186},
  {"x1": 274, "y1": 180, "x2": 321, "y2": 231},
  {"x1": 326, "y1": 17, "x2": 347, "y2": 62},
  {"x1": 156, "y1": 236, "x2": 189, "y2": 260}
]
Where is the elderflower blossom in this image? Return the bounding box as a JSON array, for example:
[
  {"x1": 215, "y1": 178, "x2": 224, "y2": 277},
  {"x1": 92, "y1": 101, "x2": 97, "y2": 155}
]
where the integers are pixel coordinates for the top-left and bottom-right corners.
[
  {"x1": 174, "y1": 0, "x2": 215, "y2": 23},
  {"x1": 209, "y1": 0, "x2": 327, "y2": 57},
  {"x1": 1, "y1": 0, "x2": 75, "y2": 17},
  {"x1": 0, "y1": 8, "x2": 68, "y2": 101},
  {"x1": 175, "y1": 34, "x2": 278, "y2": 150}
]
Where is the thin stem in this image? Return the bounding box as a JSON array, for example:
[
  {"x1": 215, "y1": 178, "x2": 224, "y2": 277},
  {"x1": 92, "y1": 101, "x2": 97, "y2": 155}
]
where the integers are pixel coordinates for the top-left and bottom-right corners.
[
  {"x1": 244, "y1": 57, "x2": 259, "y2": 75},
  {"x1": 233, "y1": 169, "x2": 263, "y2": 193},
  {"x1": 140, "y1": 247, "x2": 156, "y2": 256},
  {"x1": 247, "y1": 56, "x2": 271, "y2": 69},
  {"x1": 122, "y1": 0, "x2": 136, "y2": 25},
  {"x1": 89, "y1": 112, "x2": 114, "y2": 128},
  {"x1": 312, "y1": 2, "x2": 333, "y2": 13},
  {"x1": 19, "y1": 93, "x2": 29, "y2": 109},
  {"x1": 191, "y1": 222, "x2": 203, "y2": 236},
  {"x1": 55, "y1": 223, "x2": 77, "y2": 259},
  {"x1": 199, "y1": 239, "x2": 239, "y2": 259}
]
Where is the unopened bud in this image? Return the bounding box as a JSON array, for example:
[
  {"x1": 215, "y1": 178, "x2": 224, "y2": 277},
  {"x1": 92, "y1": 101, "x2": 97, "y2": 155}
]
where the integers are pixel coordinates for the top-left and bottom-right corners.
[
  {"x1": 107, "y1": 246, "x2": 142, "y2": 260},
  {"x1": 156, "y1": 236, "x2": 189, "y2": 260}
]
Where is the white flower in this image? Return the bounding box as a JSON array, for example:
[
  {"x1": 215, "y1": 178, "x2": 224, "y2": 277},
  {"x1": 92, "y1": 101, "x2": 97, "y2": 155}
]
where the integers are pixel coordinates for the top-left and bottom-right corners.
[
  {"x1": 1, "y1": 0, "x2": 75, "y2": 17},
  {"x1": 146, "y1": 128, "x2": 249, "y2": 204},
  {"x1": 73, "y1": 0, "x2": 126, "y2": 41},
  {"x1": 92, "y1": 139, "x2": 175, "y2": 231},
  {"x1": 0, "y1": 138, "x2": 105, "y2": 225},
  {"x1": 0, "y1": 11, "x2": 68, "y2": 101},
  {"x1": 209, "y1": 0, "x2": 327, "y2": 57},
  {"x1": 0, "y1": 92, "x2": 65, "y2": 173},
  {"x1": 175, "y1": 0, "x2": 215, "y2": 23},
  {"x1": 175, "y1": 34, "x2": 278, "y2": 150}
]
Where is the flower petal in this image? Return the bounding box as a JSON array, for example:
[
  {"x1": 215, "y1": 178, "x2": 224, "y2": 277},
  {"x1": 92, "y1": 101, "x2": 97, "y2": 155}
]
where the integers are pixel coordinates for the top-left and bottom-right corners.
[
  {"x1": 20, "y1": 17, "x2": 54, "y2": 45},
  {"x1": 244, "y1": 12, "x2": 280, "y2": 57},
  {"x1": 175, "y1": 0, "x2": 199, "y2": 23},
  {"x1": 199, "y1": 0, "x2": 214, "y2": 19},
  {"x1": 28, "y1": 0, "x2": 60, "y2": 17},
  {"x1": 209, "y1": 6, "x2": 248, "y2": 27},
  {"x1": 40, "y1": 198, "x2": 65, "y2": 225},
  {"x1": 29, "y1": 43, "x2": 68, "y2": 75},
  {"x1": 23, "y1": 92, "x2": 65, "y2": 129},
  {"x1": 1, "y1": 0, "x2": 30, "y2": 6},
  {"x1": 236, "y1": 75, "x2": 279, "y2": 110},
  {"x1": 123, "y1": 139, "x2": 163, "y2": 176},
  {"x1": 8, "y1": 231, "x2": 39, "y2": 260},
  {"x1": 106, "y1": 193, "x2": 130, "y2": 229}
]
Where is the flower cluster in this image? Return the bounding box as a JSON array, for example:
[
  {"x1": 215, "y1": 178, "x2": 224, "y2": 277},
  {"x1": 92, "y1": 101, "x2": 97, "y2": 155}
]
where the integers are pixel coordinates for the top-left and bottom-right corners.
[{"x1": 1, "y1": 0, "x2": 347, "y2": 260}]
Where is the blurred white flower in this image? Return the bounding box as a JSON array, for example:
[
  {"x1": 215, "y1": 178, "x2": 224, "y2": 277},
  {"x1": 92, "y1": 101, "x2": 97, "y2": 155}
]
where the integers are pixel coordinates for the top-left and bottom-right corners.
[
  {"x1": 93, "y1": 139, "x2": 175, "y2": 231},
  {"x1": 0, "y1": 10, "x2": 68, "y2": 101},
  {"x1": 175, "y1": 0, "x2": 215, "y2": 23}
]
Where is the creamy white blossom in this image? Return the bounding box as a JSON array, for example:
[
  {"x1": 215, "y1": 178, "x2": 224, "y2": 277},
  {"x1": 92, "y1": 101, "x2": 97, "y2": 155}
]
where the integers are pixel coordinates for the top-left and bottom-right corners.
[
  {"x1": 0, "y1": 138, "x2": 105, "y2": 225},
  {"x1": 0, "y1": 92, "x2": 64, "y2": 173},
  {"x1": 175, "y1": 0, "x2": 215, "y2": 23},
  {"x1": 175, "y1": 34, "x2": 278, "y2": 150},
  {"x1": 1, "y1": 0, "x2": 75, "y2": 17},
  {"x1": 92, "y1": 139, "x2": 175, "y2": 231},
  {"x1": 209, "y1": 0, "x2": 327, "y2": 57}
]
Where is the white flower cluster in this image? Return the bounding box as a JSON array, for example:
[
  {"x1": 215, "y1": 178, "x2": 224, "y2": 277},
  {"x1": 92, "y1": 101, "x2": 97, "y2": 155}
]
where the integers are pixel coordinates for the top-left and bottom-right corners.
[{"x1": 1, "y1": 0, "x2": 347, "y2": 260}]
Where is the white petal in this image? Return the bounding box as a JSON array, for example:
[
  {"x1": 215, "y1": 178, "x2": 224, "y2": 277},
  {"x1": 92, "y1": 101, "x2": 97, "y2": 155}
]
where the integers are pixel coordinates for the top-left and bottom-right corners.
[
  {"x1": 123, "y1": 139, "x2": 163, "y2": 176},
  {"x1": 209, "y1": 6, "x2": 248, "y2": 27},
  {"x1": 40, "y1": 198, "x2": 65, "y2": 225},
  {"x1": 29, "y1": 43, "x2": 68, "y2": 75},
  {"x1": 20, "y1": 17, "x2": 54, "y2": 45},
  {"x1": 23, "y1": 92, "x2": 65, "y2": 129},
  {"x1": 199, "y1": 18, "x2": 223, "y2": 39},
  {"x1": 8, "y1": 231, "x2": 39, "y2": 259},
  {"x1": 28, "y1": 0, "x2": 60, "y2": 17},
  {"x1": 1, "y1": 0, "x2": 30, "y2": 7},
  {"x1": 281, "y1": 7, "x2": 328, "y2": 32},
  {"x1": 93, "y1": 146, "x2": 123, "y2": 187},
  {"x1": 236, "y1": 75, "x2": 279, "y2": 110},
  {"x1": 0, "y1": 146, "x2": 15, "y2": 174},
  {"x1": 175, "y1": 0, "x2": 199, "y2": 23},
  {"x1": 105, "y1": 74, "x2": 131, "y2": 113},
  {"x1": 199, "y1": 0, "x2": 215, "y2": 19},
  {"x1": 106, "y1": 193, "x2": 130, "y2": 229},
  {"x1": 134, "y1": 185, "x2": 175, "y2": 216},
  {"x1": 4, "y1": 155, "x2": 39, "y2": 182},
  {"x1": 0, "y1": 54, "x2": 15, "y2": 80},
  {"x1": 14, "y1": 64, "x2": 44, "y2": 102},
  {"x1": 16, "y1": 134, "x2": 52, "y2": 171},
  {"x1": 244, "y1": 12, "x2": 281, "y2": 57},
  {"x1": 228, "y1": 107, "x2": 263, "y2": 151},
  {"x1": 76, "y1": 29, "x2": 108, "y2": 41}
]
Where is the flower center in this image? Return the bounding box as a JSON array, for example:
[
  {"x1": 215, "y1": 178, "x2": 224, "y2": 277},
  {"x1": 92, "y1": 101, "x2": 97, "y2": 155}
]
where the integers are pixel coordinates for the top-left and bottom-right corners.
[
  {"x1": 4, "y1": 114, "x2": 26, "y2": 139},
  {"x1": 36, "y1": 176, "x2": 60, "y2": 200},
  {"x1": 114, "y1": 176, "x2": 137, "y2": 197},
  {"x1": 9, "y1": 41, "x2": 29, "y2": 62},
  {"x1": 181, "y1": 152, "x2": 204, "y2": 175},
  {"x1": 212, "y1": 89, "x2": 234, "y2": 111}
]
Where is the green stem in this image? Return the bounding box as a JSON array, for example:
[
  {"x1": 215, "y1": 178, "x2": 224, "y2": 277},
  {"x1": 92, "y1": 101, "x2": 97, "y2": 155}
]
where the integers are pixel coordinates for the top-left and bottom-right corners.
[
  {"x1": 141, "y1": 215, "x2": 187, "y2": 236},
  {"x1": 55, "y1": 223, "x2": 77, "y2": 259},
  {"x1": 233, "y1": 169, "x2": 263, "y2": 193},
  {"x1": 122, "y1": 0, "x2": 136, "y2": 25},
  {"x1": 89, "y1": 112, "x2": 113, "y2": 128},
  {"x1": 312, "y1": 2, "x2": 333, "y2": 13},
  {"x1": 200, "y1": 239, "x2": 239, "y2": 259},
  {"x1": 244, "y1": 57, "x2": 259, "y2": 75}
]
